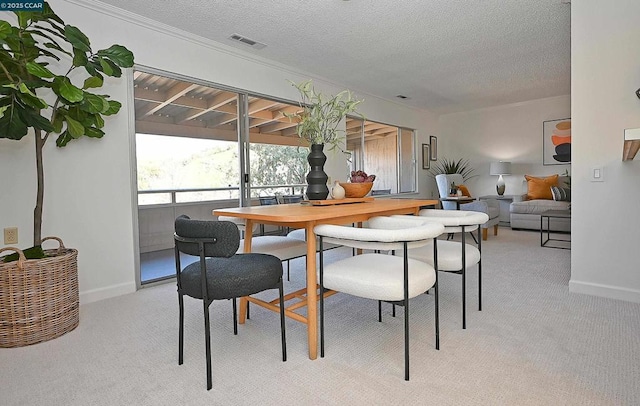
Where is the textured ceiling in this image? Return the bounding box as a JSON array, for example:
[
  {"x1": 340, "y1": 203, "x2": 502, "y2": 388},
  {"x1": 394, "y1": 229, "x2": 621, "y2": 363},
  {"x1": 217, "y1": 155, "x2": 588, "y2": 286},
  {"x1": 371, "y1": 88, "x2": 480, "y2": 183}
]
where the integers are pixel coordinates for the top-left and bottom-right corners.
[{"x1": 95, "y1": 0, "x2": 571, "y2": 113}]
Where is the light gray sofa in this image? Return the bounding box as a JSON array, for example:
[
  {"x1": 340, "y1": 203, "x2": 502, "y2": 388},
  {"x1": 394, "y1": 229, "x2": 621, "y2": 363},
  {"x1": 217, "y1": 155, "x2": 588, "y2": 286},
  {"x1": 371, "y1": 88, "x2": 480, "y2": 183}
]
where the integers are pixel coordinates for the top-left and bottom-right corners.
[{"x1": 510, "y1": 176, "x2": 570, "y2": 232}]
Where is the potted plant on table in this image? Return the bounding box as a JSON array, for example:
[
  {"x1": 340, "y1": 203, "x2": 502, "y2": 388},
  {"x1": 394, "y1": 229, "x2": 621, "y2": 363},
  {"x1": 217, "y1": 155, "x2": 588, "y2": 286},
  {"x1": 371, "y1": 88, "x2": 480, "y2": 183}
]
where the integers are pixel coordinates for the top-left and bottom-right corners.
[
  {"x1": 285, "y1": 80, "x2": 362, "y2": 200},
  {"x1": 0, "y1": 2, "x2": 134, "y2": 347}
]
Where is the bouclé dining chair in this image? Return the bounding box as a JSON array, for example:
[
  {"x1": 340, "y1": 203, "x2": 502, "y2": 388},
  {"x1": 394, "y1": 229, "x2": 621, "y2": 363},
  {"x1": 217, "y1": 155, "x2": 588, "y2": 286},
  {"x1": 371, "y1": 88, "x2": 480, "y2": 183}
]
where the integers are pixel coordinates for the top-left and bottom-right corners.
[
  {"x1": 174, "y1": 215, "x2": 287, "y2": 390},
  {"x1": 393, "y1": 209, "x2": 488, "y2": 329},
  {"x1": 315, "y1": 216, "x2": 445, "y2": 381},
  {"x1": 217, "y1": 215, "x2": 308, "y2": 281}
]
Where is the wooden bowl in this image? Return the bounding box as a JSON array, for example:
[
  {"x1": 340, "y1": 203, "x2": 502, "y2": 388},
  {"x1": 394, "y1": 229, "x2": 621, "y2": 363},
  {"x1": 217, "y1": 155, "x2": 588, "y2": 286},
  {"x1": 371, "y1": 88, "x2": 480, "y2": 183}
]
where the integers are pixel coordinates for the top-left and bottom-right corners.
[{"x1": 339, "y1": 182, "x2": 373, "y2": 198}]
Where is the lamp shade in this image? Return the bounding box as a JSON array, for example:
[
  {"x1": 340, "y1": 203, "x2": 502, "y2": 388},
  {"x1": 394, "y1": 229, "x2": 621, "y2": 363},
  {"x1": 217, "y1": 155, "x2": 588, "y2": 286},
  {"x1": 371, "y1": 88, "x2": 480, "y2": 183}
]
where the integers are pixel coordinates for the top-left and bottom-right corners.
[{"x1": 490, "y1": 161, "x2": 512, "y2": 175}]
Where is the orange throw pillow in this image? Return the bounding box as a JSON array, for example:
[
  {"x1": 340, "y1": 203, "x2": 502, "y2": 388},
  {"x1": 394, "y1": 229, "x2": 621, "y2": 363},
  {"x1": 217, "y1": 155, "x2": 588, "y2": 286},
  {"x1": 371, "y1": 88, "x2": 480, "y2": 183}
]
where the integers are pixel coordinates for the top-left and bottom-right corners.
[
  {"x1": 525, "y1": 174, "x2": 559, "y2": 200},
  {"x1": 458, "y1": 184, "x2": 471, "y2": 197}
]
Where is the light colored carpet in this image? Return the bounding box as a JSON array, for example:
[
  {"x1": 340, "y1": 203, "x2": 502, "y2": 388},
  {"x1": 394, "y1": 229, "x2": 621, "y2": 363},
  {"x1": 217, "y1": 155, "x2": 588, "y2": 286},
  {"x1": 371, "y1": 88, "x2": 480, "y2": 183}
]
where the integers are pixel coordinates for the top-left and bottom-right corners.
[{"x1": 1, "y1": 228, "x2": 639, "y2": 405}]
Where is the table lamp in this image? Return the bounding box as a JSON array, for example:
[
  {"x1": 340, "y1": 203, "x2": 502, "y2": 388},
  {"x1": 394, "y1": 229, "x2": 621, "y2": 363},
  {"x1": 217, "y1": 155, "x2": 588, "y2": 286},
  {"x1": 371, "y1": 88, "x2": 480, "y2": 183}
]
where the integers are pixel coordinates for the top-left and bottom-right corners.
[{"x1": 490, "y1": 161, "x2": 512, "y2": 196}]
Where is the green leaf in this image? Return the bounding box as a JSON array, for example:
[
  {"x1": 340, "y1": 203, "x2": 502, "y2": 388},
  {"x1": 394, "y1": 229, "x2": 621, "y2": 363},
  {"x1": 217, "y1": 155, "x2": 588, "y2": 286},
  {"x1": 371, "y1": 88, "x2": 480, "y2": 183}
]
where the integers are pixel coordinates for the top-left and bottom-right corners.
[
  {"x1": 16, "y1": 90, "x2": 48, "y2": 110},
  {"x1": 72, "y1": 48, "x2": 88, "y2": 68},
  {"x1": 84, "y1": 126, "x2": 105, "y2": 139},
  {"x1": 17, "y1": 13, "x2": 30, "y2": 29},
  {"x1": 103, "y1": 100, "x2": 122, "y2": 116},
  {"x1": 93, "y1": 114, "x2": 105, "y2": 129},
  {"x1": 55, "y1": 77, "x2": 84, "y2": 103},
  {"x1": 18, "y1": 82, "x2": 37, "y2": 97},
  {"x1": 18, "y1": 107, "x2": 54, "y2": 132},
  {"x1": 82, "y1": 75, "x2": 103, "y2": 89},
  {"x1": 99, "y1": 58, "x2": 113, "y2": 76},
  {"x1": 64, "y1": 115, "x2": 84, "y2": 138},
  {"x1": 84, "y1": 63, "x2": 97, "y2": 77},
  {"x1": 0, "y1": 106, "x2": 28, "y2": 140},
  {"x1": 97, "y1": 44, "x2": 134, "y2": 67},
  {"x1": 26, "y1": 62, "x2": 55, "y2": 79},
  {"x1": 56, "y1": 130, "x2": 73, "y2": 147},
  {"x1": 64, "y1": 25, "x2": 91, "y2": 53},
  {"x1": 81, "y1": 93, "x2": 109, "y2": 114},
  {"x1": 104, "y1": 59, "x2": 122, "y2": 78},
  {"x1": 0, "y1": 105, "x2": 8, "y2": 118},
  {"x1": 0, "y1": 21, "x2": 11, "y2": 40},
  {"x1": 52, "y1": 113, "x2": 64, "y2": 133}
]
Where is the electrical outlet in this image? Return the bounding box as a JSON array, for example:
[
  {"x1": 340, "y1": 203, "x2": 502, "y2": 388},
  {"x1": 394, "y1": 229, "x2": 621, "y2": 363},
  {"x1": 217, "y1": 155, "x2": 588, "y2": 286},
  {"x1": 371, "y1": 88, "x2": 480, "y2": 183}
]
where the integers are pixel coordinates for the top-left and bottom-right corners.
[{"x1": 4, "y1": 227, "x2": 18, "y2": 245}]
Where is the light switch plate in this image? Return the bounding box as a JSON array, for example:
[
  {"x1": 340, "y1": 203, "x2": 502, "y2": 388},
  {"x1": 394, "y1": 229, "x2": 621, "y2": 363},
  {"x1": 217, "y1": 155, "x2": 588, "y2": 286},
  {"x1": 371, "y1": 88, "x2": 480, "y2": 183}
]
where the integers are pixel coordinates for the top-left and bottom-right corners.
[{"x1": 591, "y1": 166, "x2": 604, "y2": 182}]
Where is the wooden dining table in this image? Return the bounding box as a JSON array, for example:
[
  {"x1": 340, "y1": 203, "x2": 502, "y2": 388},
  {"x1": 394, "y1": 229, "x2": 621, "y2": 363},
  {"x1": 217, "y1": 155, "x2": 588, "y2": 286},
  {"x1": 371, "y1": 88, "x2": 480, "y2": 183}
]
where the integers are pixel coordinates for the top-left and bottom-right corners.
[{"x1": 213, "y1": 198, "x2": 438, "y2": 360}]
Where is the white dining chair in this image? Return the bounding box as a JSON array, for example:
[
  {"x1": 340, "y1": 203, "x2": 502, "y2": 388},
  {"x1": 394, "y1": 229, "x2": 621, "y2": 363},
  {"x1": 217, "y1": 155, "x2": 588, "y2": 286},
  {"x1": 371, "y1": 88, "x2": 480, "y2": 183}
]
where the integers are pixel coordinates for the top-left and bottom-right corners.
[
  {"x1": 314, "y1": 216, "x2": 445, "y2": 381},
  {"x1": 392, "y1": 209, "x2": 488, "y2": 329}
]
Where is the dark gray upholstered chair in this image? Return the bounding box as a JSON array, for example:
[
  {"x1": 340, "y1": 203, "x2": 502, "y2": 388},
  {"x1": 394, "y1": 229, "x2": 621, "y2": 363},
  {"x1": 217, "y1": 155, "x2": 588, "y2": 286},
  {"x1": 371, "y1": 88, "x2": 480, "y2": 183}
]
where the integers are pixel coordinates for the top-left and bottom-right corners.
[
  {"x1": 174, "y1": 215, "x2": 286, "y2": 390},
  {"x1": 258, "y1": 196, "x2": 279, "y2": 205},
  {"x1": 282, "y1": 195, "x2": 304, "y2": 203}
]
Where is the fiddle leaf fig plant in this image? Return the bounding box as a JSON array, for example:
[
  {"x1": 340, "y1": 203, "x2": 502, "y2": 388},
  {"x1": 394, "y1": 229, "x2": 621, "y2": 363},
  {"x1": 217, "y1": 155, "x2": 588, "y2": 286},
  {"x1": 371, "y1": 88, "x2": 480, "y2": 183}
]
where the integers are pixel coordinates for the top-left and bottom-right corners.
[{"x1": 0, "y1": 2, "x2": 134, "y2": 257}]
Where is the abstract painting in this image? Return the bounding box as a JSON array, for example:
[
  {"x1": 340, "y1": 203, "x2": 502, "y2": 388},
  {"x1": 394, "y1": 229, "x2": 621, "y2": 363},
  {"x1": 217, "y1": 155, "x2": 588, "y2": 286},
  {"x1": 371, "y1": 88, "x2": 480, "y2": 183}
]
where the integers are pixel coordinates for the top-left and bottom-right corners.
[{"x1": 543, "y1": 118, "x2": 571, "y2": 165}]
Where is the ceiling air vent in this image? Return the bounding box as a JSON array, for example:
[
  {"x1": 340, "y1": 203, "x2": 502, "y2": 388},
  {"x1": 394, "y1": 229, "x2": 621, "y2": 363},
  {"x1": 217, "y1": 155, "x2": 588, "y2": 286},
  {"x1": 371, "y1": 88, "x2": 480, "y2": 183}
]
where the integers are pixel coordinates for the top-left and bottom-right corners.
[{"x1": 229, "y1": 34, "x2": 266, "y2": 50}]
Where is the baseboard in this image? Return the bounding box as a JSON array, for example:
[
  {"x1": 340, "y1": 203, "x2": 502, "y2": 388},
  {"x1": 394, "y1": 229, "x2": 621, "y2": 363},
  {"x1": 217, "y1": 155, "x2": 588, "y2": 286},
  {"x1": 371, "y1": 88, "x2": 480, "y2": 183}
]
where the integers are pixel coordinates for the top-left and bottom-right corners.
[
  {"x1": 569, "y1": 279, "x2": 640, "y2": 303},
  {"x1": 80, "y1": 281, "x2": 137, "y2": 305}
]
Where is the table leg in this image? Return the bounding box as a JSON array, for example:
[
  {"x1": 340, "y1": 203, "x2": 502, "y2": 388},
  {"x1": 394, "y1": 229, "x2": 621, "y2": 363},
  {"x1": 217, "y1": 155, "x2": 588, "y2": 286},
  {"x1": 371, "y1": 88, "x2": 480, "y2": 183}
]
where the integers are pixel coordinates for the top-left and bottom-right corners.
[
  {"x1": 239, "y1": 220, "x2": 254, "y2": 324},
  {"x1": 306, "y1": 222, "x2": 318, "y2": 360}
]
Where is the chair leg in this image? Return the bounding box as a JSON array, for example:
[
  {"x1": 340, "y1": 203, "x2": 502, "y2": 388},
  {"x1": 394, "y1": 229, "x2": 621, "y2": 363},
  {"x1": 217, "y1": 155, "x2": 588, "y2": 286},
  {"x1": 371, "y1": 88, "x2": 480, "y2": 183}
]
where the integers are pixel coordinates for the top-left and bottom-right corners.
[
  {"x1": 433, "y1": 238, "x2": 440, "y2": 350},
  {"x1": 178, "y1": 293, "x2": 184, "y2": 365},
  {"x1": 378, "y1": 300, "x2": 382, "y2": 322},
  {"x1": 462, "y1": 227, "x2": 467, "y2": 329},
  {"x1": 403, "y1": 243, "x2": 410, "y2": 381},
  {"x1": 435, "y1": 270, "x2": 440, "y2": 350},
  {"x1": 404, "y1": 296, "x2": 410, "y2": 381},
  {"x1": 278, "y1": 278, "x2": 287, "y2": 362},
  {"x1": 232, "y1": 298, "x2": 238, "y2": 335},
  {"x1": 392, "y1": 304, "x2": 396, "y2": 317},
  {"x1": 286, "y1": 260, "x2": 290, "y2": 281},
  {"x1": 247, "y1": 301, "x2": 250, "y2": 320},
  {"x1": 482, "y1": 228, "x2": 488, "y2": 241},
  {"x1": 203, "y1": 300, "x2": 213, "y2": 390},
  {"x1": 494, "y1": 224, "x2": 498, "y2": 236},
  {"x1": 319, "y1": 241, "x2": 325, "y2": 358},
  {"x1": 478, "y1": 226, "x2": 482, "y2": 312}
]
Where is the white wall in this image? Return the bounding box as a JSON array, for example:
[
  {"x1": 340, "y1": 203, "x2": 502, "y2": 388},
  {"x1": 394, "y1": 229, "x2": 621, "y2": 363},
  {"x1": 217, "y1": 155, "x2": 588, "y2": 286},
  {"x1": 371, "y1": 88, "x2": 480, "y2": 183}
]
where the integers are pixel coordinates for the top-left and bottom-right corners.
[
  {"x1": 570, "y1": 0, "x2": 640, "y2": 302},
  {"x1": 438, "y1": 96, "x2": 571, "y2": 196},
  {"x1": 0, "y1": 0, "x2": 438, "y2": 303},
  {"x1": 437, "y1": 0, "x2": 640, "y2": 303}
]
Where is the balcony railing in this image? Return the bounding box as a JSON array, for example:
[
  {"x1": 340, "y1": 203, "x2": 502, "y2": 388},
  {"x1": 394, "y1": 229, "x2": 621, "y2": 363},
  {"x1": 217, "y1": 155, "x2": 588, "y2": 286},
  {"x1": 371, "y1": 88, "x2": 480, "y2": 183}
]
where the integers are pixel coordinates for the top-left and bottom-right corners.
[{"x1": 138, "y1": 184, "x2": 307, "y2": 206}]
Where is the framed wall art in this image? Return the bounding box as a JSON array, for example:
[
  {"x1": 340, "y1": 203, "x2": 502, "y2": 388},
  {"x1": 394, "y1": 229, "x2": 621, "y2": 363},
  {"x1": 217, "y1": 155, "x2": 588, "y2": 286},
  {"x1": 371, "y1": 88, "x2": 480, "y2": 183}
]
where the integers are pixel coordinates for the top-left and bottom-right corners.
[
  {"x1": 422, "y1": 144, "x2": 430, "y2": 169},
  {"x1": 429, "y1": 135, "x2": 438, "y2": 160},
  {"x1": 543, "y1": 118, "x2": 571, "y2": 165}
]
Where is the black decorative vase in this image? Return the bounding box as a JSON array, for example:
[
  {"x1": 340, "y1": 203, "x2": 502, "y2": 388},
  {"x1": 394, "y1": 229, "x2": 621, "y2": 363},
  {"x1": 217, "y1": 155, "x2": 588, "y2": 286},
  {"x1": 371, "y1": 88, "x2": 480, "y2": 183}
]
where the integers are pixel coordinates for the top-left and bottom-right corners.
[{"x1": 306, "y1": 144, "x2": 329, "y2": 200}]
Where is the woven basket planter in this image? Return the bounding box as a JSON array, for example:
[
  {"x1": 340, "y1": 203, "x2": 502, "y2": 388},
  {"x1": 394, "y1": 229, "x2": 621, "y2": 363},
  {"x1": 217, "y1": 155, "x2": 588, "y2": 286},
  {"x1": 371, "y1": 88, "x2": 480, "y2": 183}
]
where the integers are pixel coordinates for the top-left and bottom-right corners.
[{"x1": 0, "y1": 237, "x2": 79, "y2": 348}]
